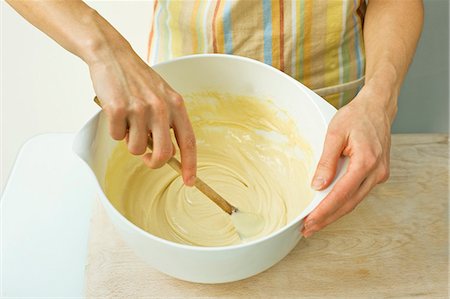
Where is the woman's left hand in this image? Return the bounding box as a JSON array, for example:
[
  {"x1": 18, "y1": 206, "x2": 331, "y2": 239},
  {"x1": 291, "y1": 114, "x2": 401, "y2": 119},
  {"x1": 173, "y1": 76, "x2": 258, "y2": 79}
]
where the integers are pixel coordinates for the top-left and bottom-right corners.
[{"x1": 301, "y1": 86, "x2": 395, "y2": 237}]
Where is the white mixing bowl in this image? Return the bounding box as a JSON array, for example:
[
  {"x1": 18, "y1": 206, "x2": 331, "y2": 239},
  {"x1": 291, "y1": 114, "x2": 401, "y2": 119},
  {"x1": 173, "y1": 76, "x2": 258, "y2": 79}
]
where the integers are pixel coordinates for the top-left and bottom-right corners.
[{"x1": 73, "y1": 54, "x2": 346, "y2": 283}]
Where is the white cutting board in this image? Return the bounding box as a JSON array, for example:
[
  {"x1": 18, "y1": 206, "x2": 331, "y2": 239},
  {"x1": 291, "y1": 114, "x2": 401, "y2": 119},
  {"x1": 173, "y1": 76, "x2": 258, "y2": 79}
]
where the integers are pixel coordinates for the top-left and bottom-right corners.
[{"x1": 1, "y1": 133, "x2": 95, "y2": 297}]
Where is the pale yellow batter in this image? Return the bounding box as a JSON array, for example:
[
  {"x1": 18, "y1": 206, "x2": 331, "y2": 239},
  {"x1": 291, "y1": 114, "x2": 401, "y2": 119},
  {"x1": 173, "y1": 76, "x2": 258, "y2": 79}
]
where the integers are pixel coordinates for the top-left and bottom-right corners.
[{"x1": 104, "y1": 92, "x2": 314, "y2": 247}]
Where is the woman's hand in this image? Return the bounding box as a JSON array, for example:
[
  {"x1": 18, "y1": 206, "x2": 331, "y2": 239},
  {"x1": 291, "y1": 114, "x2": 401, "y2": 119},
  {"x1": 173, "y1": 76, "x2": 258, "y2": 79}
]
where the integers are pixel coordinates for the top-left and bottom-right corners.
[
  {"x1": 4, "y1": 1, "x2": 197, "y2": 186},
  {"x1": 302, "y1": 86, "x2": 395, "y2": 237},
  {"x1": 88, "y1": 44, "x2": 197, "y2": 186},
  {"x1": 301, "y1": 0, "x2": 423, "y2": 238}
]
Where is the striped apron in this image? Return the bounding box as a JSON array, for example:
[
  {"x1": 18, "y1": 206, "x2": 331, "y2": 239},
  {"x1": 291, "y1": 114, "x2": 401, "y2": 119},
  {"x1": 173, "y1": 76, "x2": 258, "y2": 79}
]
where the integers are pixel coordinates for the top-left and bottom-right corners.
[{"x1": 147, "y1": 0, "x2": 366, "y2": 108}]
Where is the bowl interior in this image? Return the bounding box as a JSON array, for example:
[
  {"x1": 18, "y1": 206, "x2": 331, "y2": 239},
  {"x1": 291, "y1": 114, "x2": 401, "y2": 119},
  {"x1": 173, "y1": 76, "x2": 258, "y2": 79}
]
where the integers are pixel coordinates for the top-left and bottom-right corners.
[
  {"x1": 78, "y1": 54, "x2": 334, "y2": 248},
  {"x1": 153, "y1": 55, "x2": 327, "y2": 158}
]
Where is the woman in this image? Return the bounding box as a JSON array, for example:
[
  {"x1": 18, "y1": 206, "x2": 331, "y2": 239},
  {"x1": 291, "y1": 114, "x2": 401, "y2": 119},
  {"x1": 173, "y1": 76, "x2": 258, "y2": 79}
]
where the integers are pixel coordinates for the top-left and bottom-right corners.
[{"x1": 6, "y1": 0, "x2": 424, "y2": 237}]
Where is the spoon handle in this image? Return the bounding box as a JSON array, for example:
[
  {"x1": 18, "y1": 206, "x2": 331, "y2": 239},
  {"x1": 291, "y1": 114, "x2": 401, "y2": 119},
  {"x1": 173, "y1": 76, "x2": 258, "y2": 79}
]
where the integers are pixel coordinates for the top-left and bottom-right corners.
[
  {"x1": 94, "y1": 96, "x2": 235, "y2": 215},
  {"x1": 164, "y1": 155, "x2": 236, "y2": 215}
]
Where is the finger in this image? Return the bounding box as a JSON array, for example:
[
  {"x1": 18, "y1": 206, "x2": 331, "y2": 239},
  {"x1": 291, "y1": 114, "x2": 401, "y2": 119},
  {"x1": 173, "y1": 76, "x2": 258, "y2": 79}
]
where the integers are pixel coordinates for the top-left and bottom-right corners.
[
  {"x1": 304, "y1": 153, "x2": 372, "y2": 231},
  {"x1": 312, "y1": 129, "x2": 346, "y2": 190},
  {"x1": 302, "y1": 174, "x2": 377, "y2": 237},
  {"x1": 127, "y1": 111, "x2": 148, "y2": 155},
  {"x1": 171, "y1": 98, "x2": 197, "y2": 186},
  {"x1": 142, "y1": 110, "x2": 174, "y2": 169},
  {"x1": 379, "y1": 138, "x2": 391, "y2": 183},
  {"x1": 171, "y1": 142, "x2": 177, "y2": 156},
  {"x1": 104, "y1": 104, "x2": 127, "y2": 140}
]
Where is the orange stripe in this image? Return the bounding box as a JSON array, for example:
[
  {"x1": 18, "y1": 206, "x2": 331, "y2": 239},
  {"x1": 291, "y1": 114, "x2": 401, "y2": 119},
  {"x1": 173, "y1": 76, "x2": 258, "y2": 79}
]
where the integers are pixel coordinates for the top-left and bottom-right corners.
[
  {"x1": 216, "y1": 0, "x2": 226, "y2": 53},
  {"x1": 212, "y1": 0, "x2": 221, "y2": 53},
  {"x1": 279, "y1": 0, "x2": 284, "y2": 72},
  {"x1": 147, "y1": 0, "x2": 159, "y2": 62},
  {"x1": 271, "y1": 0, "x2": 280, "y2": 69}
]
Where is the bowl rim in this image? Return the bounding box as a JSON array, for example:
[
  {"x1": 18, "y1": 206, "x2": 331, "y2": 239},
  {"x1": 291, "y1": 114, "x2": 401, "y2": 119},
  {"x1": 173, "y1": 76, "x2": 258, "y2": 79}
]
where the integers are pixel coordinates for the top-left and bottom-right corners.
[{"x1": 82, "y1": 53, "x2": 336, "y2": 252}]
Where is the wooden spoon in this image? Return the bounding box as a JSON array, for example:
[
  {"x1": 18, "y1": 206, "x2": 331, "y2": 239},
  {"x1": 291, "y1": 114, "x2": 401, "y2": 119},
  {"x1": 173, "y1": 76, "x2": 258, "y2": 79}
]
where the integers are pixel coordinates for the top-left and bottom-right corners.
[{"x1": 93, "y1": 96, "x2": 237, "y2": 215}]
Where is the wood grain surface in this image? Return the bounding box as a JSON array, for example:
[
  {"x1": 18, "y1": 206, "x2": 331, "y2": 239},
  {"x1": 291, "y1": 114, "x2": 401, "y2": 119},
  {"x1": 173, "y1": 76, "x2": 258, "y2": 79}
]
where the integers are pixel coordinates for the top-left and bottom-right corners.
[{"x1": 85, "y1": 134, "x2": 448, "y2": 298}]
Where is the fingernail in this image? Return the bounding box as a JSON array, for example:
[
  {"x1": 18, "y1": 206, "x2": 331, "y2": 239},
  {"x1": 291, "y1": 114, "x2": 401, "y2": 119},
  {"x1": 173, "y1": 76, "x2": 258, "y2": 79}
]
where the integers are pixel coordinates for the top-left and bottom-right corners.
[
  {"x1": 303, "y1": 230, "x2": 315, "y2": 238},
  {"x1": 311, "y1": 176, "x2": 325, "y2": 190},
  {"x1": 187, "y1": 175, "x2": 196, "y2": 186},
  {"x1": 304, "y1": 219, "x2": 316, "y2": 230}
]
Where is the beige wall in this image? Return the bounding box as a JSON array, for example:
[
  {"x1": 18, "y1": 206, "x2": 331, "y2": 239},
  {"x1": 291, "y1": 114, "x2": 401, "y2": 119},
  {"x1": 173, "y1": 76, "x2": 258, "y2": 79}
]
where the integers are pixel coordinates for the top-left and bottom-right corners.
[
  {"x1": 392, "y1": 0, "x2": 449, "y2": 133},
  {"x1": 1, "y1": 1, "x2": 153, "y2": 191}
]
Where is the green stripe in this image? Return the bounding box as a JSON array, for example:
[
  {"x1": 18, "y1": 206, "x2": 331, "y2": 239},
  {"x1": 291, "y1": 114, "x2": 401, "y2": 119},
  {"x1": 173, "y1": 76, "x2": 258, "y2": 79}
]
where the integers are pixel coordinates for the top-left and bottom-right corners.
[{"x1": 342, "y1": 7, "x2": 352, "y2": 104}]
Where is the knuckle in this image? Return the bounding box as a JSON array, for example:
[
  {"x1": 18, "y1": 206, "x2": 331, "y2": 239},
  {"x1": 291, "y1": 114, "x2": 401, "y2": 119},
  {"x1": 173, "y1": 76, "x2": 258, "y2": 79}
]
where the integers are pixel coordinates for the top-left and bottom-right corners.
[
  {"x1": 325, "y1": 131, "x2": 343, "y2": 147},
  {"x1": 183, "y1": 134, "x2": 196, "y2": 151},
  {"x1": 105, "y1": 102, "x2": 127, "y2": 118},
  {"x1": 364, "y1": 154, "x2": 378, "y2": 170},
  {"x1": 317, "y1": 159, "x2": 334, "y2": 172},
  {"x1": 327, "y1": 190, "x2": 347, "y2": 209},
  {"x1": 154, "y1": 80, "x2": 167, "y2": 92},
  {"x1": 340, "y1": 191, "x2": 352, "y2": 205},
  {"x1": 128, "y1": 142, "x2": 146, "y2": 156},
  {"x1": 151, "y1": 100, "x2": 168, "y2": 118},
  {"x1": 378, "y1": 166, "x2": 390, "y2": 183},
  {"x1": 142, "y1": 154, "x2": 157, "y2": 169},
  {"x1": 326, "y1": 129, "x2": 341, "y2": 140},
  {"x1": 110, "y1": 129, "x2": 125, "y2": 141},
  {"x1": 129, "y1": 147, "x2": 146, "y2": 156},
  {"x1": 157, "y1": 147, "x2": 174, "y2": 162},
  {"x1": 373, "y1": 142, "x2": 383, "y2": 158},
  {"x1": 358, "y1": 148, "x2": 379, "y2": 171},
  {"x1": 171, "y1": 93, "x2": 185, "y2": 109},
  {"x1": 130, "y1": 101, "x2": 149, "y2": 117},
  {"x1": 149, "y1": 156, "x2": 165, "y2": 168},
  {"x1": 354, "y1": 142, "x2": 385, "y2": 171}
]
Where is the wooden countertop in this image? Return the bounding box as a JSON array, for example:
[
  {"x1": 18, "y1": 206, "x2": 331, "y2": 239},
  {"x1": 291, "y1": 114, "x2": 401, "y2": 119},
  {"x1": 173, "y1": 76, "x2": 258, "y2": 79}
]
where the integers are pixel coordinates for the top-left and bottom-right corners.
[{"x1": 85, "y1": 134, "x2": 448, "y2": 298}]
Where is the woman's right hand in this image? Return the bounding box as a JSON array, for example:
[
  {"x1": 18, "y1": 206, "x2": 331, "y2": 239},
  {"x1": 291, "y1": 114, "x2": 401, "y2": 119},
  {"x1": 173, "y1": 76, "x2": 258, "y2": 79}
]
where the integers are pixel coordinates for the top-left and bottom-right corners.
[
  {"x1": 88, "y1": 44, "x2": 197, "y2": 186},
  {"x1": 5, "y1": 0, "x2": 196, "y2": 185}
]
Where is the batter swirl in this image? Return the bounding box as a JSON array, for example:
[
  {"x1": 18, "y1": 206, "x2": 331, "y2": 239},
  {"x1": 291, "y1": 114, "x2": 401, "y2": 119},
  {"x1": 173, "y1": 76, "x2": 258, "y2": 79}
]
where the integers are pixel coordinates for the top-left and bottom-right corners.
[{"x1": 104, "y1": 92, "x2": 314, "y2": 247}]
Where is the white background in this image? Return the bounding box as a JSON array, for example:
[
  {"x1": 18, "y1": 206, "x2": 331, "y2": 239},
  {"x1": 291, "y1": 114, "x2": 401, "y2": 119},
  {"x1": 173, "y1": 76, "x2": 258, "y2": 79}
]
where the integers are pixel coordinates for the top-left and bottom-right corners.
[
  {"x1": 1, "y1": 1, "x2": 153, "y2": 192},
  {"x1": 1, "y1": 0, "x2": 449, "y2": 192}
]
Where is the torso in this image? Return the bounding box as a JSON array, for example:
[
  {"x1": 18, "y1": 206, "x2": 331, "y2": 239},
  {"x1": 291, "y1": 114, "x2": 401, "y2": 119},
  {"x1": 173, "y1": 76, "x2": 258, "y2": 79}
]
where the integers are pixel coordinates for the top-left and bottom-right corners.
[{"x1": 148, "y1": 0, "x2": 366, "y2": 107}]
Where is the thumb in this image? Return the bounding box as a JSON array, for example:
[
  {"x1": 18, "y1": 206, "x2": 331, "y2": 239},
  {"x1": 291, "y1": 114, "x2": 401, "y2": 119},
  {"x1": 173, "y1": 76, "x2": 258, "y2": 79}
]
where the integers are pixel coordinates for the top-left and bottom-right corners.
[{"x1": 312, "y1": 130, "x2": 345, "y2": 190}]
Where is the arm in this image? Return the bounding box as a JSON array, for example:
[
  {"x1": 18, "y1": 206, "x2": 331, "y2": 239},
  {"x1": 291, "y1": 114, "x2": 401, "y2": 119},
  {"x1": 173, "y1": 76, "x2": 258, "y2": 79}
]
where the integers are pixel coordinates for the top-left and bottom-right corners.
[
  {"x1": 6, "y1": 0, "x2": 197, "y2": 186},
  {"x1": 302, "y1": 0, "x2": 424, "y2": 237}
]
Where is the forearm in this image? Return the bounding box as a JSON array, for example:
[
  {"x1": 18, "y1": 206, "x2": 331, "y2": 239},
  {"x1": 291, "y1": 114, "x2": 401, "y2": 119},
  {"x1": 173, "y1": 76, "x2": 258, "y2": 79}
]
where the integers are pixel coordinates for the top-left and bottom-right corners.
[
  {"x1": 6, "y1": 0, "x2": 131, "y2": 65},
  {"x1": 362, "y1": 0, "x2": 424, "y2": 121}
]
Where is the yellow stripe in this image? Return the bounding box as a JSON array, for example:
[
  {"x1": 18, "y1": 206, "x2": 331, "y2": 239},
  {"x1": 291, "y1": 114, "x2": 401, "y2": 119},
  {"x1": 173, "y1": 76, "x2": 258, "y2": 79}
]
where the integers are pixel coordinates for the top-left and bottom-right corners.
[
  {"x1": 309, "y1": 2, "x2": 327, "y2": 89},
  {"x1": 196, "y1": 0, "x2": 205, "y2": 53},
  {"x1": 190, "y1": 0, "x2": 201, "y2": 53},
  {"x1": 324, "y1": 1, "x2": 342, "y2": 90},
  {"x1": 184, "y1": 1, "x2": 196, "y2": 54},
  {"x1": 347, "y1": 14, "x2": 357, "y2": 83},
  {"x1": 168, "y1": 0, "x2": 182, "y2": 57}
]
